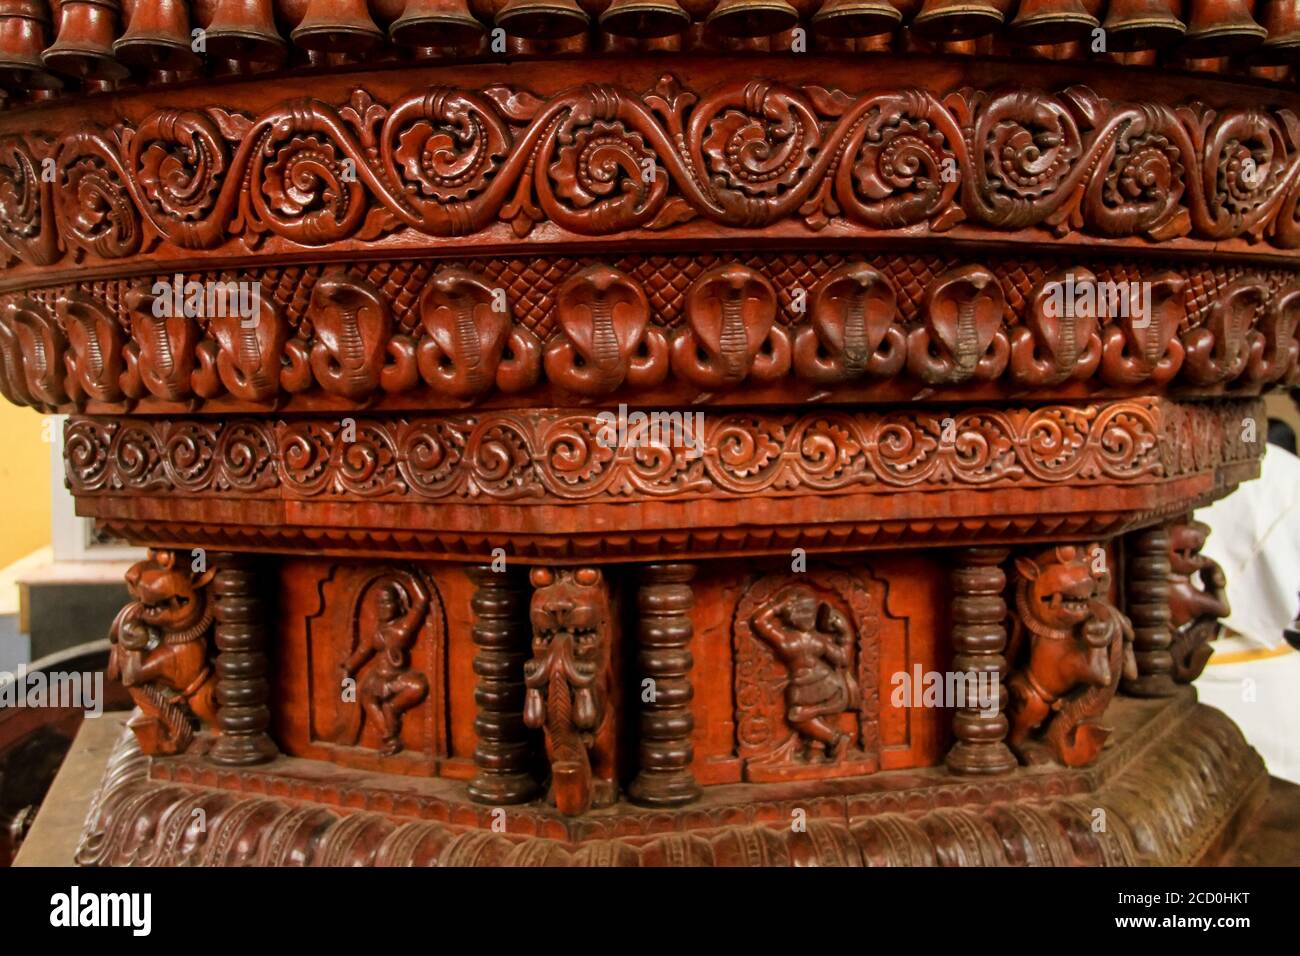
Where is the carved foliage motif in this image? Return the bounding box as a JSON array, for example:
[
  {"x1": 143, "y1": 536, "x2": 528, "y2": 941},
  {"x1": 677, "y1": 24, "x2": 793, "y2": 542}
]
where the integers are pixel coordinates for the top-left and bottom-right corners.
[
  {"x1": 60, "y1": 397, "x2": 1226, "y2": 503},
  {"x1": 0, "y1": 135, "x2": 59, "y2": 266},
  {"x1": 732, "y1": 571, "x2": 881, "y2": 781},
  {"x1": 107, "y1": 548, "x2": 218, "y2": 756},
  {"x1": 10, "y1": 78, "x2": 1300, "y2": 266},
  {"x1": 1006, "y1": 545, "x2": 1136, "y2": 768},
  {"x1": 56, "y1": 128, "x2": 141, "y2": 260},
  {"x1": 525, "y1": 567, "x2": 617, "y2": 816},
  {"x1": 1167, "y1": 519, "x2": 1231, "y2": 683}
]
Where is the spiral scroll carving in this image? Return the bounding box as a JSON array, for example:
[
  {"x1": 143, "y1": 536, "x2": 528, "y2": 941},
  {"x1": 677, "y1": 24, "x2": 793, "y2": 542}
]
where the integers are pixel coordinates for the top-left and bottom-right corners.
[
  {"x1": 7, "y1": 76, "x2": 1300, "y2": 268},
  {"x1": 63, "y1": 397, "x2": 1259, "y2": 504}
]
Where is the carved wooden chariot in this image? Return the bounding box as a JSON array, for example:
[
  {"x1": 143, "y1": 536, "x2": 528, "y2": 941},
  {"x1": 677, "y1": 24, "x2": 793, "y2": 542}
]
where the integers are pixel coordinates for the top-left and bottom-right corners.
[{"x1": 0, "y1": 0, "x2": 1294, "y2": 866}]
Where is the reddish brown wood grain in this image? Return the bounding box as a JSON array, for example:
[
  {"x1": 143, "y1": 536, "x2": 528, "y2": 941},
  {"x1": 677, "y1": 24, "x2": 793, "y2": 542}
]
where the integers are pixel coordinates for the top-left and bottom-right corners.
[{"x1": 1, "y1": 24, "x2": 1292, "y2": 860}]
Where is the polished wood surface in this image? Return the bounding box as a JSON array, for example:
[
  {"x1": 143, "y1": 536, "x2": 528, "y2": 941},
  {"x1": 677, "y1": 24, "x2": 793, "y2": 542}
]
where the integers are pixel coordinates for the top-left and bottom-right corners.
[{"x1": 0, "y1": 6, "x2": 1292, "y2": 864}]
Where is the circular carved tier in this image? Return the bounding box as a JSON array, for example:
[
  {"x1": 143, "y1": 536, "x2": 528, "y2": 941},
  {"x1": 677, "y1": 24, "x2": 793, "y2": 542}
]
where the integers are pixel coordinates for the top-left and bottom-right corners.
[
  {"x1": 1, "y1": 5, "x2": 1290, "y2": 866},
  {"x1": 2, "y1": 54, "x2": 1295, "y2": 557}
]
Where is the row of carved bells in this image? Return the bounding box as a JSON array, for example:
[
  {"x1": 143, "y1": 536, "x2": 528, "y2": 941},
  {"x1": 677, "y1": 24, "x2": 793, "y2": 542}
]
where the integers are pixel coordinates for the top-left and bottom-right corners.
[{"x1": 4, "y1": 0, "x2": 1297, "y2": 89}]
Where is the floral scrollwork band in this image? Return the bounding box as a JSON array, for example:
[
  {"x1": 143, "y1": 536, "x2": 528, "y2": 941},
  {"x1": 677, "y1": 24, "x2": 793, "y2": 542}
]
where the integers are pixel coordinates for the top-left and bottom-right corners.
[
  {"x1": 6, "y1": 75, "x2": 1300, "y2": 270},
  {"x1": 64, "y1": 398, "x2": 1261, "y2": 505}
]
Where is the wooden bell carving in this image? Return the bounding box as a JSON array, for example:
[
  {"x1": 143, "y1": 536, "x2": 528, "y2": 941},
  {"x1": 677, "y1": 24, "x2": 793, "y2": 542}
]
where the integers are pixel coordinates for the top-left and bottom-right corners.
[
  {"x1": 203, "y1": 0, "x2": 288, "y2": 63},
  {"x1": 41, "y1": 0, "x2": 129, "y2": 79},
  {"x1": 495, "y1": 0, "x2": 590, "y2": 37},
  {"x1": 389, "y1": 0, "x2": 486, "y2": 46},
  {"x1": 599, "y1": 0, "x2": 691, "y2": 36},
  {"x1": 290, "y1": 0, "x2": 385, "y2": 53},
  {"x1": 0, "y1": 0, "x2": 62, "y2": 88},
  {"x1": 705, "y1": 0, "x2": 800, "y2": 36},
  {"x1": 114, "y1": 0, "x2": 201, "y2": 70}
]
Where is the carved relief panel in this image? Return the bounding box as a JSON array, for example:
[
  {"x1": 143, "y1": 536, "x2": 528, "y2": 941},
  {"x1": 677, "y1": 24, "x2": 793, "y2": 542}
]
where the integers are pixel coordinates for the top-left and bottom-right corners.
[
  {"x1": 731, "y1": 568, "x2": 887, "y2": 782},
  {"x1": 685, "y1": 557, "x2": 947, "y2": 785},
  {"x1": 276, "y1": 561, "x2": 448, "y2": 774}
]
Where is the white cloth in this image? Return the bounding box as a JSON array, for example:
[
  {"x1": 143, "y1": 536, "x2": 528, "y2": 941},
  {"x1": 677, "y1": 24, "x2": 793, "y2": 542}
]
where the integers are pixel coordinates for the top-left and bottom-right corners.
[
  {"x1": 1193, "y1": 444, "x2": 1300, "y2": 784},
  {"x1": 1196, "y1": 444, "x2": 1300, "y2": 649},
  {"x1": 1195, "y1": 636, "x2": 1300, "y2": 784}
]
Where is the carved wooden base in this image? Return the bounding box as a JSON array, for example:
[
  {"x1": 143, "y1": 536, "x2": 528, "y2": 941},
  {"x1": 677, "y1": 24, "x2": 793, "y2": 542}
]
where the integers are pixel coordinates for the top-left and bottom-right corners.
[{"x1": 76, "y1": 690, "x2": 1266, "y2": 866}]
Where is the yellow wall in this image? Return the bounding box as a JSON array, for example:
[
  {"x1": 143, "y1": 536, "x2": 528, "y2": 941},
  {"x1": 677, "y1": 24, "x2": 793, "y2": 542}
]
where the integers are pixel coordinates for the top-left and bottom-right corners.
[
  {"x1": 1266, "y1": 392, "x2": 1300, "y2": 439},
  {"x1": 0, "y1": 404, "x2": 50, "y2": 567}
]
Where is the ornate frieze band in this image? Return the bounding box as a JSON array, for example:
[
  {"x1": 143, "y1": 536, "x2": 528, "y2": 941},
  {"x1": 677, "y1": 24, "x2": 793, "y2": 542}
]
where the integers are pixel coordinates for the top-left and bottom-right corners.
[
  {"x1": 3, "y1": 253, "x2": 1297, "y2": 414},
  {"x1": 65, "y1": 397, "x2": 1261, "y2": 504},
  {"x1": 8, "y1": 74, "x2": 1300, "y2": 274}
]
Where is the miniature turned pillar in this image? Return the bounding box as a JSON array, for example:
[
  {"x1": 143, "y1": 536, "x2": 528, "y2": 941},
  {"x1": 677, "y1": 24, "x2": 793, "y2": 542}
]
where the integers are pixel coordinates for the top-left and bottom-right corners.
[
  {"x1": 467, "y1": 565, "x2": 540, "y2": 804},
  {"x1": 1122, "y1": 526, "x2": 1178, "y2": 697},
  {"x1": 208, "y1": 552, "x2": 277, "y2": 765},
  {"x1": 946, "y1": 547, "x2": 1017, "y2": 775},
  {"x1": 628, "y1": 563, "x2": 701, "y2": 807}
]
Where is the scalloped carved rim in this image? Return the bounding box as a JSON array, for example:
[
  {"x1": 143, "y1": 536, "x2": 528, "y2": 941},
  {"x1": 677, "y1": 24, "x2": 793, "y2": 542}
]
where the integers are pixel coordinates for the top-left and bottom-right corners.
[{"x1": 75, "y1": 693, "x2": 1267, "y2": 865}]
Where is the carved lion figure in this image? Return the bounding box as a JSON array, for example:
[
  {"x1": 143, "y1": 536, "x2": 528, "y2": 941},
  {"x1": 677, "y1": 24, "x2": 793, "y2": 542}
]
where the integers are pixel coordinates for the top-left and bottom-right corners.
[
  {"x1": 1006, "y1": 545, "x2": 1136, "y2": 768},
  {"x1": 107, "y1": 549, "x2": 218, "y2": 755},
  {"x1": 524, "y1": 567, "x2": 617, "y2": 816}
]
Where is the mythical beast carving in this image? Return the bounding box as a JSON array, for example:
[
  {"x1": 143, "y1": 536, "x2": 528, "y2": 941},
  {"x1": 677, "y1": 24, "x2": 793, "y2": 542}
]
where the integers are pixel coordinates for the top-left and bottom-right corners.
[
  {"x1": 1167, "y1": 519, "x2": 1230, "y2": 682},
  {"x1": 1006, "y1": 545, "x2": 1136, "y2": 767},
  {"x1": 107, "y1": 549, "x2": 218, "y2": 755},
  {"x1": 524, "y1": 567, "x2": 617, "y2": 816}
]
